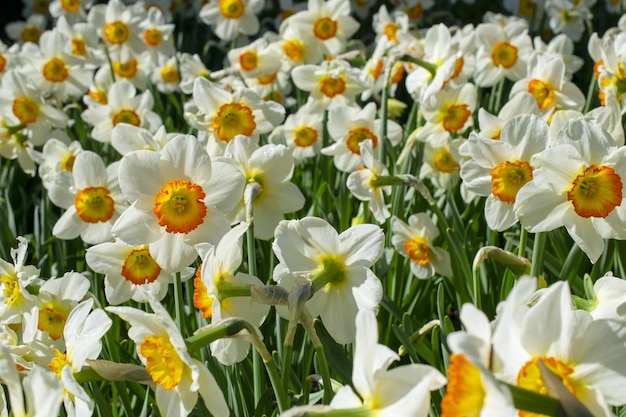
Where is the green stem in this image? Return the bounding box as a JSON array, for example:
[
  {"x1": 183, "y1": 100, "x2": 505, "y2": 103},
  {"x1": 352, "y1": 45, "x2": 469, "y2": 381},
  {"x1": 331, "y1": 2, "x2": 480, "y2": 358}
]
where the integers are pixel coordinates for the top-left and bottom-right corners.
[
  {"x1": 174, "y1": 272, "x2": 184, "y2": 332},
  {"x1": 518, "y1": 225, "x2": 528, "y2": 258},
  {"x1": 378, "y1": 62, "x2": 392, "y2": 165},
  {"x1": 530, "y1": 232, "x2": 547, "y2": 278}
]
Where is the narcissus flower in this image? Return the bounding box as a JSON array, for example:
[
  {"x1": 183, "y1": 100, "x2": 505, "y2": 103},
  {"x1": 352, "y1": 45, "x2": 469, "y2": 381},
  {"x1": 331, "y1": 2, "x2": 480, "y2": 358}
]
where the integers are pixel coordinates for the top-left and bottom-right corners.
[
  {"x1": 322, "y1": 102, "x2": 402, "y2": 172},
  {"x1": 272, "y1": 216, "x2": 384, "y2": 344},
  {"x1": 107, "y1": 296, "x2": 229, "y2": 417},
  {"x1": 81, "y1": 79, "x2": 161, "y2": 143},
  {"x1": 86, "y1": 241, "x2": 174, "y2": 304},
  {"x1": 391, "y1": 213, "x2": 452, "y2": 279},
  {"x1": 87, "y1": 0, "x2": 146, "y2": 53},
  {"x1": 185, "y1": 77, "x2": 285, "y2": 156},
  {"x1": 222, "y1": 136, "x2": 305, "y2": 240},
  {"x1": 48, "y1": 151, "x2": 127, "y2": 245},
  {"x1": 195, "y1": 222, "x2": 269, "y2": 365},
  {"x1": 492, "y1": 277, "x2": 626, "y2": 417},
  {"x1": 112, "y1": 134, "x2": 245, "y2": 273},
  {"x1": 199, "y1": 0, "x2": 264, "y2": 41},
  {"x1": 461, "y1": 115, "x2": 550, "y2": 231},
  {"x1": 515, "y1": 118, "x2": 626, "y2": 263}
]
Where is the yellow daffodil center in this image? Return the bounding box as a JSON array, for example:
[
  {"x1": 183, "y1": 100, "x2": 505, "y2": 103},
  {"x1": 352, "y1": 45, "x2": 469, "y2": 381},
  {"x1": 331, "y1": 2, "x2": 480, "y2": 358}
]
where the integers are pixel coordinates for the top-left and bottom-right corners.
[
  {"x1": 441, "y1": 354, "x2": 486, "y2": 417},
  {"x1": 121, "y1": 247, "x2": 161, "y2": 285},
  {"x1": 258, "y1": 72, "x2": 277, "y2": 85},
  {"x1": 48, "y1": 348, "x2": 70, "y2": 378},
  {"x1": 103, "y1": 21, "x2": 130, "y2": 45},
  {"x1": 193, "y1": 267, "x2": 214, "y2": 319},
  {"x1": 113, "y1": 58, "x2": 138, "y2": 78},
  {"x1": 283, "y1": 39, "x2": 304, "y2": 62},
  {"x1": 490, "y1": 160, "x2": 533, "y2": 204},
  {"x1": 219, "y1": 0, "x2": 245, "y2": 18},
  {"x1": 492, "y1": 41, "x2": 518, "y2": 68},
  {"x1": 239, "y1": 51, "x2": 258, "y2": 72},
  {"x1": 61, "y1": 0, "x2": 79, "y2": 13},
  {"x1": 442, "y1": 104, "x2": 471, "y2": 133},
  {"x1": 43, "y1": 57, "x2": 69, "y2": 83},
  {"x1": 567, "y1": 164, "x2": 622, "y2": 218},
  {"x1": 1, "y1": 274, "x2": 23, "y2": 306},
  {"x1": 143, "y1": 28, "x2": 163, "y2": 46},
  {"x1": 71, "y1": 38, "x2": 87, "y2": 56},
  {"x1": 112, "y1": 109, "x2": 141, "y2": 127},
  {"x1": 517, "y1": 356, "x2": 576, "y2": 417},
  {"x1": 12, "y1": 97, "x2": 38, "y2": 125},
  {"x1": 60, "y1": 153, "x2": 76, "y2": 172},
  {"x1": 75, "y1": 187, "x2": 115, "y2": 223},
  {"x1": 434, "y1": 149, "x2": 459, "y2": 173},
  {"x1": 212, "y1": 102, "x2": 256, "y2": 143},
  {"x1": 38, "y1": 303, "x2": 68, "y2": 340},
  {"x1": 294, "y1": 126, "x2": 318, "y2": 147},
  {"x1": 264, "y1": 91, "x2": 281, "y2": 102},
  {"x1": 406, "y1": 2, "x2": 423, "y2": 20},
  {"x1": 312, "y1": 255, "x2": 348, "y2": 291},
  {"x1": 384, "y1": 23, "x2": 399, "y2": 42},
  {"x1": 319, "y1": 75, "x2": 346, "y2": 98},
  {"x1": 368, "y1": 58, "x2": 384, "y2": 81},
  {"x1": 140, "y1": 335, "x2": 184, "y2": 390},
  {"x1": 518, "y1": 0, "x2": 536, "y2": 16},
  {"x1": 313, "y1": 17, "x2": 338, "y2": 40},
  {"x1": 346, "y1": 127, "x2": 378, "y2": 155},
  {"x1": 160, "y1": 66, "x2": 180, "y2": 83},
  {"x1": 528, "y1": 79, "x2": 555, "y2": 110},
  {"x1": 0, "y1": 54, "x2": 6, "y2": 73},
  {"x1": 21, "y1": 26, "x2": 42, "y2": 44},
  {"x1": 153, "y1": 180, "x2": 207, "y2": 233},
  {"x1": 88, "y1": 89, "x2": 108, "y2": 105},
  {"x1": 404, "y1": 237, "x2": 430, "y2": 265},
  {"x1": 33, "y1": 0, "x2": 49, "y2": 14}
]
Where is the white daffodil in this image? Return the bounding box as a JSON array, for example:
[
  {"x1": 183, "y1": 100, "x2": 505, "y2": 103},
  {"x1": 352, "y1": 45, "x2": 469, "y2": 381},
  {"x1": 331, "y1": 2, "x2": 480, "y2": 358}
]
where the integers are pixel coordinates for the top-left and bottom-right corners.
[
  {"x1": 509, "y1": 54, "x2": 585, "y2": 117},
  {"x1": 322, "y1": 102, "x2": 402, "y2": 173},
  {"x1": 81, "y1": 79, "x2": 161, "y2": 143},
  {"x1": 47, "y1": 299, "x2": 112, "y2": 417},
  {"x1": 33, "y1": 134, "x2": 83, "y2": 190},
  {"x1": 442, "y1": 303, "x2": 518, "y2": 417},
  {"x1": 222, "y1": 136, "x2": 305, "y2": 240},
  {"x1": 49, "y1": 151, "x2": 127, "y2": 245},
  {"x1": 21, "y1": 29, "x2": 92, "y2": 102},
  {"x1": 0, "y1": 237, "x2": 41, "y2": 325},
  {"x1": 515, "y1": 118, "x2": 626, "y2": 263},
  {"x1": 184, "y1": 77, "x2": 285, "y2": 157},
  {"x1": 113, "y1": 134, "x2": 245, "y2": 273},
  {"x1": 282, "y1": 309, "x2": 446, "y2": 416},
  {"x1": 390, "y1": 213, "x2": 452, "y2": 279},
  {"x1": 107, "y1": 296, "x2": 230, "y2": 417},
  {"x1": 87, "y1": 0, "x2": 146, "y2": 54},
  {"x1": 199, "y1": 0, "x2": 264, "y2": 41},
  {"x1": 272, "y1": 216, "x2": 384, "y2": 344},
  {"x1": 461, "y1": 115, "x2": 550, "y2": 231},
  {"x1": 492, "y1": 278, "x2": 626, "y2": 417},
  {"x1": 291, "y1": 60, "x2": 367, "y2": 111},
  {"x1": 0, "y1": 345, "x2": 63, "y2": 417},
  {"x1": 269, "y1": 101, "x2": 324, "y2": 163},
  {"x1": 86, "y1": 241, "x2": 175, "y2": 304},
  {"x1": 194, "y1": 222, "x2": 269, "y2": 365},
  {"x1": 0, "y1": 70, "x2": 69, "y2": 146},
  {"x1": 346, "y1": 140, "x2": 392, "y2": 223},
  {"x1": 280, "y1": 0, "x2": 360, "y2": 57}
]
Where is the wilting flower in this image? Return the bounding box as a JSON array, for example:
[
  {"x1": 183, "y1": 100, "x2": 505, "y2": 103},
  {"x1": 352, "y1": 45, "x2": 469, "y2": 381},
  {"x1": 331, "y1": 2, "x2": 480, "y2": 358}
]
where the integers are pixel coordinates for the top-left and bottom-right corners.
[
  {"x1": 272, "y1": 216, "x2": 384, "y2": 344},
  {"x1": 107, "y1": 296, "x2": 229, "y2": 417}
]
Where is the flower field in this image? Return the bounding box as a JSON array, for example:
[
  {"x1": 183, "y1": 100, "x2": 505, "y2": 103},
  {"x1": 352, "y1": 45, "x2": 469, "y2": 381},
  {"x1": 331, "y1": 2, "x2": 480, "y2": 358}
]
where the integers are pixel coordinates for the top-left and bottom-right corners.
[{"x1": 1, "y1": 0, "x2": 626, "y2": 416}]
